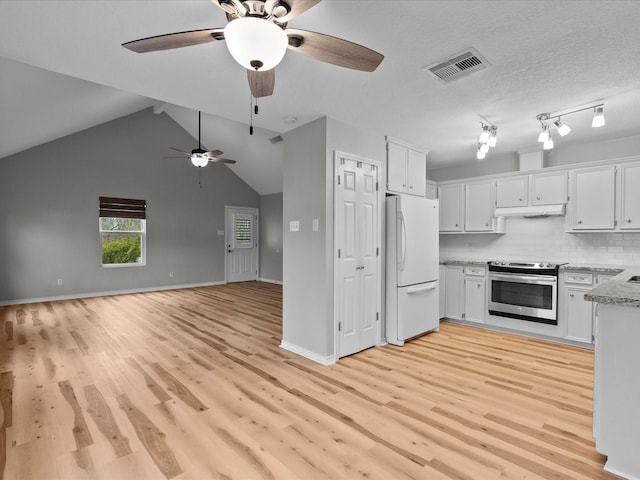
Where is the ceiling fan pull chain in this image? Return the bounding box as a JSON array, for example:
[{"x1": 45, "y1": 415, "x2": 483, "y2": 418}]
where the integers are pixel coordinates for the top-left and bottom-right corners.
[
  {"x1": 198, "y1": 167, "x2": 203, "y2": 189},
  {"x1": 249, "y1": 93, "x2": 254, "y2": 135},
  {"x1": 255, "y1": 96, "x2": 259, "y2": 115}
]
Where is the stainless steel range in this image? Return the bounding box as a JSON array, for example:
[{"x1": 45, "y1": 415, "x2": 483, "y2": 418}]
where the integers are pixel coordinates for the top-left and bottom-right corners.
[{"x1": 488, "y1": 261, "x2": 565, "y2": 325}]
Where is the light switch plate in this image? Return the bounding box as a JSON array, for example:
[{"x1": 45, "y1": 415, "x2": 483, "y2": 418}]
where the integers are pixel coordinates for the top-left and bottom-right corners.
[
  {"x1": 289, "y1": 220, "x2": 300, "y2": 232},
  {"x1": 312, "y1": 218, "x2": 319, "y2": 231},
  {"x1": 217, "y1": 230, "x2": 224, "y2": 236}
]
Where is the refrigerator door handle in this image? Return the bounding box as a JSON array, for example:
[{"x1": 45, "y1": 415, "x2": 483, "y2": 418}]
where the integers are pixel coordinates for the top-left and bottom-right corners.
[
  {"x1": 407, "y1": 283, "x2": 437, "y2": 294},
  {"x1": 399, "y1": 211, "x2": 407, "y2": 272}
]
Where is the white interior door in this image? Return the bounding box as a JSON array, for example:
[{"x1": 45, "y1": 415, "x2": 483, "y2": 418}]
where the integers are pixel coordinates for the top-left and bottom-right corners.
[
  {"x1": 336, "y1": 153, "x2": 380, "y2": 358},
  {"x1": 226, "y1": 206, "x2": 258, "y2": 283}
]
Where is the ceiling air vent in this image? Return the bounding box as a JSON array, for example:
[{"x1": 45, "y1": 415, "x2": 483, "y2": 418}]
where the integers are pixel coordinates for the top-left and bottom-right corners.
[{"x1": 425, "y1": 48, "x2": 490, "y2": 83}]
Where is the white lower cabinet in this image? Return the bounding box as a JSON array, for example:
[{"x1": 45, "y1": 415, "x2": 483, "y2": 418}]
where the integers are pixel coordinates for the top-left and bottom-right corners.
[
  {"x1": 562, "y1": 271, "x2": 617, "y2": 345},
  {"x1": 444, "y1": 265, "x2": 464, "y2": 320},
  {"x1": 439, "y1": 265, "x2": 446, "y2": 319},
  {"x1": 464, "y1": 276, "x2": 486, "y2": 323},
  {"x1": 443, "y1": 264, "x2": 486, "y2": 323},
  {"x1": 563, "y1": 272, "x2": 594, "y2": 344}
]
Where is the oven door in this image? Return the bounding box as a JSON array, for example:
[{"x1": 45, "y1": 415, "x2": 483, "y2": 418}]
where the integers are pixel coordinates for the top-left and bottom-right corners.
[{"x1": 488, "y1": 272, "x2": 558, "y2": 324}]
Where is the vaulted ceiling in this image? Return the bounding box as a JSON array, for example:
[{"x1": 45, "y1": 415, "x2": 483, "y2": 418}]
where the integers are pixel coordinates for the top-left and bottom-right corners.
[{"x1": 2, "y1": 1, "x2": 640, "y2": 195}]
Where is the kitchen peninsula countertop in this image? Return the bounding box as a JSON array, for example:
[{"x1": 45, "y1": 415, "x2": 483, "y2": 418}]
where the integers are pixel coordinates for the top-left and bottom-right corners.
[
  {"x1": 585, "y1": 267, "x2": 640, "y2": 307},
  {"x1": 560, "y1": 264, "x2": 626, "y2": 273}
]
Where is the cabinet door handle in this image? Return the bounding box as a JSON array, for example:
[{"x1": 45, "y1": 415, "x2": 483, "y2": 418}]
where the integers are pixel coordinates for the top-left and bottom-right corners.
[
  {"x1": 485, "y1": 223, "x2": 489, "y2": 227},
  {"x1": 519, "y1": 198, "x2": 523, "y2": 201},
  {"x1": 570, "y1": 293, "x2": 575, "y2": 297},
  {"x1": 537, "y1": 196, "x2": 541, "y2": 200},
  {"x1": 627, "y1": 219, "x2": 632, "y2": 223},
  {"x1": 577, "y1": 220, "x2": 582, "y2": 224}
]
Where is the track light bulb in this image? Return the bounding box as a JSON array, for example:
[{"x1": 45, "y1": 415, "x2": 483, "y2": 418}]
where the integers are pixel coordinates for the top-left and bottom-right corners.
[
  {"x1": 476, "y1": 147, "x2": 486, "y2": 160},
  {"x1": 537, "y1": 126, "x2": 550, "y2": 143},
  {"x1": 592, "y1": 106, "x2": 605, "y2": 127},
  {"x1": 543, "y1": 135, "x2": 554, "y2": 150},
  {"x1": 554, "y1": 118, "x2": 571, "y2": 136},
  {"x1": 478, "y1": 124, "x2": 490, "y2": 143},
  {"x1": 488, "y1": 127, "x2": 498, "y2": 147}
]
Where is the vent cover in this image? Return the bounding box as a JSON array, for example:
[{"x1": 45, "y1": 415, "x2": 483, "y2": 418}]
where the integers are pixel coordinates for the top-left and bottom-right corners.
[{"x1": 425, "y1": 48, "x2": 490, "y2": 83}]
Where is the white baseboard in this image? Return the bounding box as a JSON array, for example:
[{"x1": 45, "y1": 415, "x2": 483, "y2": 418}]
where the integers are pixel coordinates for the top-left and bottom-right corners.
[
  {"x1": 0, "y1": 281, "x2": 226, "y2": 306},
  {"x1": 258, "y1": 277, "x2": 283, "y2": 285},
  {"x1": 279, "y1": 340, "x2": 336, "y2": 366}
]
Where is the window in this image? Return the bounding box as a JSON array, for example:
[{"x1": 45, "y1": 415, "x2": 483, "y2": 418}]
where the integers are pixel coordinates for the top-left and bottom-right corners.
[
  {"x1": 99, "y1": 196, "x2": 146, "y2": 267},
  {"x1": 234, "y1": 215, "x2": 253, "y2": 247}
]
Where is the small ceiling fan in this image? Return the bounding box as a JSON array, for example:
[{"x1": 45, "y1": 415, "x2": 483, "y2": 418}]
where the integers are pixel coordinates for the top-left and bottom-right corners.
[
  {"x1": 122, "y1": 0, "x2": 384, "y2": 98},
  {"x1": 168, "y1": 111, "x2": 237, "y2": 167}
]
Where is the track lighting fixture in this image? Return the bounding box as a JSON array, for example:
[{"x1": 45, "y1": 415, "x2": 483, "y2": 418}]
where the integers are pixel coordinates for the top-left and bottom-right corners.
[
  {"x1": 476, "y1": 120, "x2": 498, "y2": 159},
  {"x1": 535, "y1": 101, "x2": 605, "y2": 150},
  {"x1": 592, "y1": 106, "x2": 605, "y2": 127}
]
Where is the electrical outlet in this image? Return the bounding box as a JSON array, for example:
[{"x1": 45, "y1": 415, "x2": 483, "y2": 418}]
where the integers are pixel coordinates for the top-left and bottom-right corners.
[
  {"x1": 169, "y1": 271, "x2": 174, "y2": 278},
  {"x1": 57, "y1": 278, "x2": 63, "y2": 285},
  {"x1": 289, "y1": 220, "x2": 300, "y2": 232}
]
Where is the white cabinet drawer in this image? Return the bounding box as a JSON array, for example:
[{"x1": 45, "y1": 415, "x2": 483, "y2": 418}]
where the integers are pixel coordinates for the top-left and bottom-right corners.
[
  {"x1": 464, "y1": 266, "x2": 486, "y2": 276},
  {"x1": 564, "y1": 273, "x2": 593, "y2": 285}
]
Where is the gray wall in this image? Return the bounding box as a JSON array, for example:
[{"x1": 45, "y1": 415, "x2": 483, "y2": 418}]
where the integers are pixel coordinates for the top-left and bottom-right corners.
[
  {"x1": 281, "y1": 116, "x2": 385, "y2": 361},
  {"x1": 259, "y1": 192, "x2": 283, "y2": 283},
  {"x1": 0, "y1": 108, "x2": 260, "y2": 303},
  {"x1": 429, "y1": 133, "x2": 640, "y2": 181}
]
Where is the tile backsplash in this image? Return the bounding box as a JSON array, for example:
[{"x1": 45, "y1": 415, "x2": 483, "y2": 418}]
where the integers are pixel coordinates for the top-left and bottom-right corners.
[{"x1": 440, "y1": 216, "x2": 640, "y2": 266}]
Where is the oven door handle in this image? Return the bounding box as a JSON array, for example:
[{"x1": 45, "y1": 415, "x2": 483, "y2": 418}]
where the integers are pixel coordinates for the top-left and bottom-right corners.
[{"x1": 489, "y1": 273, "x2": 557, "y2": 283}]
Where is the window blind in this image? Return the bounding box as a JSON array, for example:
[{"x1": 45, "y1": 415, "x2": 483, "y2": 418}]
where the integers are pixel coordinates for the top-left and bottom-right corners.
[{"x1": 99, "y1": 196, "x2": 146, "y2": 219}]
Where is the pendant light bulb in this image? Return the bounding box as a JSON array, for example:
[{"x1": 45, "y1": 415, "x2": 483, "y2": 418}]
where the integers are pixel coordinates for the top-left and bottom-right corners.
[
  {"x1": 554, "y1": 118, "x2": 571, "y2": 136},
  {"x1": 543, "y1": 135, "x2": 554, "y2": 150},
  {"x1": 592, "y1": 106, "x2": 605, "y2": 127}
]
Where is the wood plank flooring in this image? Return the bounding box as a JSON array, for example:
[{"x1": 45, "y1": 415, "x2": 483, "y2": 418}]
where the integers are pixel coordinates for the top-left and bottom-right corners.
[{"x1": 0, "y1": 282, "x2": 621, "y2": 479}]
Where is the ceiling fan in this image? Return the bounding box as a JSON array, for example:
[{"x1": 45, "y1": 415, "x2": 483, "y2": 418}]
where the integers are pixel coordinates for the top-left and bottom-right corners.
[
  {"x1": 168, "y1": 111, "x2": 237, "y2": 167},
  {"x1": 122, "y1": 0, "x2": 384, "y2": 98}
]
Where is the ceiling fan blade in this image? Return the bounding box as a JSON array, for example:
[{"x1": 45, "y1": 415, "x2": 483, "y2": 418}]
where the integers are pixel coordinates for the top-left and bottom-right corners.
[
  {"x1": 204, "y1": 149, "x2": 224, "y2": 157},
  {"x1": 273, "y1": 0, "x2": 322, "y2": 24},
  {"x1": 209, "y1": 157, "x2": 237, "y2": 164},
  {"x1": 285, "y1": 28, "x2": 383, "y2": 72},
  {"x1": 122, "y1": 28, "x2": 225, "y2": 53},
  {"x1": 169, "y1": 147, "x2": 191, "y2": 155},
  {"x1": 247, "y1": 69, "x2": 275, "y2": 98}
]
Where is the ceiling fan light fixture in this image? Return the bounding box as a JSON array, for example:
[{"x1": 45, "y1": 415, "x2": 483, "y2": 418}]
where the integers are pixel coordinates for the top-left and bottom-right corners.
[
  {"x1": 224, "y1": 17, "x2": 288, "y2": 71},
  {"x1": 190, "y1": 153, "x2": 209, "y2": 168}
]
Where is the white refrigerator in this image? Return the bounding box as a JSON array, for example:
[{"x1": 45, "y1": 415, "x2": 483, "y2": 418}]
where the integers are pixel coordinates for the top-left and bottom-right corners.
[{"x1": 385, "y1": 194, "x2": 439, "y2": 346}]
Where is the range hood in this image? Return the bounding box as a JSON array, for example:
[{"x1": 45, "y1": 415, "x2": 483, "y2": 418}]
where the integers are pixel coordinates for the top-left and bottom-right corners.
[{"x1": 494, "y1": 204, "x2": 566, "y2": 218}]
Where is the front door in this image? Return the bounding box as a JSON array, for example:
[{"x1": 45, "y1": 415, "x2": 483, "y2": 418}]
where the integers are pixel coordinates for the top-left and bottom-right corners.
[
  {"x1": 226, "y1": 206, "x2": 258, "y2": 283},
  {"x1": 336, "y1": 152, "x2": 380, "y2": 358}
]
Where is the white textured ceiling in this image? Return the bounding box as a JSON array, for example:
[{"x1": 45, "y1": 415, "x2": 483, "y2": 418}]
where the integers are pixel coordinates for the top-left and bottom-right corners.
[{"x1": 2, "y1": 0, "x2": 640, "y2": 194}]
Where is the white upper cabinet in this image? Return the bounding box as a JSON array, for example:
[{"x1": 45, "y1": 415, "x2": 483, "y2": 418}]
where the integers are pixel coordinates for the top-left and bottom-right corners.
[
  {"x1": 620, "y1": 162, "x2": 640, "y2": 230},
  {"x1": 386, "y1": 138, "x2": 427, "y2": 197},
  {"x1": 496, "y1": 176, "x2": 528, "y2": 207},
  {"x1": 497, "y1": 172, "x2": 567, "y2": 207},
  {"x1": 530, "y1": 171, "x2": 568, "y2": 205},
  {"x1": 465, "y1": 180, "x2": 494, "y2": 231},
  {"x1": 438, "y1": 180, "x2": 502, "y2": 234},
  {"x1": 438, "y1": 183, "x2": 464, "y2": 232},
  {"x1": 570, "y1": 165, "x2": 616, "y2": 230}
]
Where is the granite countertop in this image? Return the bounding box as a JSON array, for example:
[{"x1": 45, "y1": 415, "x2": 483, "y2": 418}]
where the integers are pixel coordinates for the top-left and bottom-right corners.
[
  {"x1": 560, "y1": 264, "x2": 626, "y2": 274},
  {"x1": 584, "y1": 267, "x2": 640, "y2": 308},
  {"x1": 440, "y1": 258, "x2": 488, "y2": 266}
]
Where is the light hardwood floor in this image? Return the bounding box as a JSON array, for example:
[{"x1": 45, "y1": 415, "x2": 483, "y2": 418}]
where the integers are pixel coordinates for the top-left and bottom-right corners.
[{"x1": 0, "y1": 282, "x2": 620, "y2": 479}]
